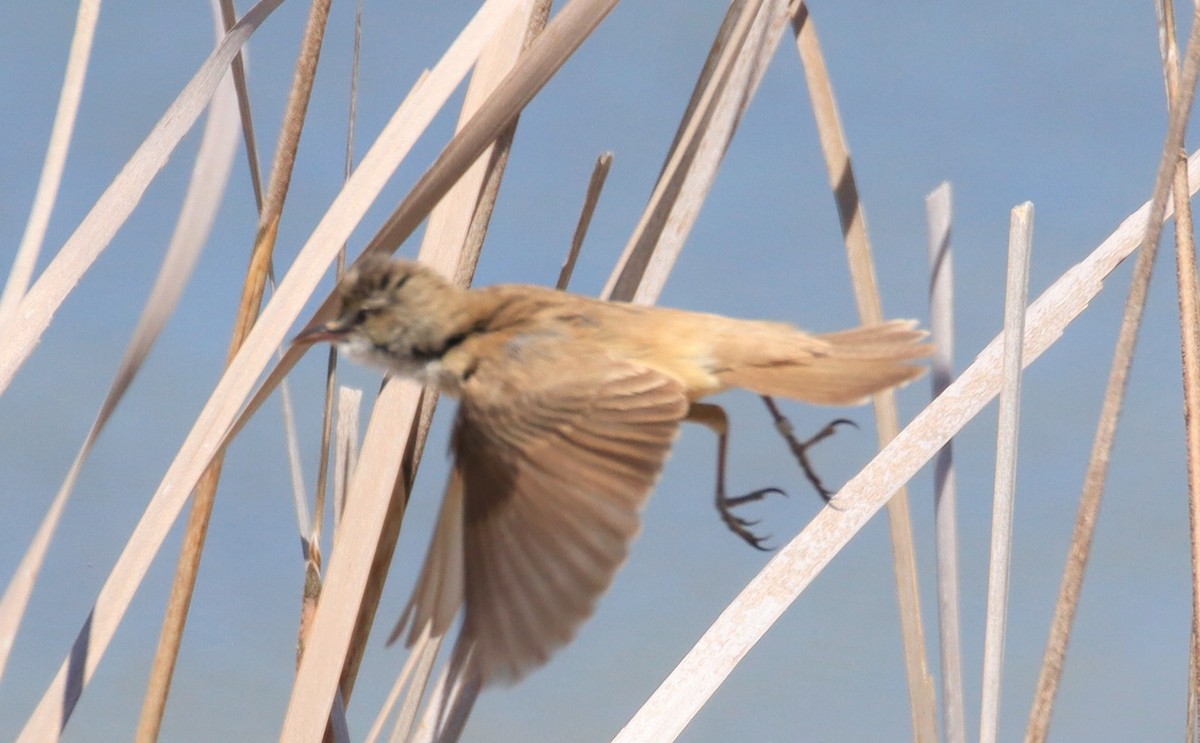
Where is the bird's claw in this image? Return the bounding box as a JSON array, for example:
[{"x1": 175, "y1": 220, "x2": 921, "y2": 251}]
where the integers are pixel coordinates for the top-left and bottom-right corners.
[
  {"x1": 784, "y1": 417, "x2": 857, "y2": 503},
  {"x1": 721, "y1": 486, "x2": 786, "y2": 509},
  {"x1": 717, "y1": 486, "x2": 787, "y2": 551}
]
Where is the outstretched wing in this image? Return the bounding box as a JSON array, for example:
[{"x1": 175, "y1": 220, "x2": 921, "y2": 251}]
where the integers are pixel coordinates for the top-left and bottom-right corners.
[{"x1": 433, "y1": 333, "x2": 688, "y2": 683}]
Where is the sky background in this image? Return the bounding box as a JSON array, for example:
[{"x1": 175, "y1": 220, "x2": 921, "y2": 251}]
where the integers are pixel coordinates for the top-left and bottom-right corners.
[{"x1": 0, "y1": 1, "x2": 1192, "y2": 741}]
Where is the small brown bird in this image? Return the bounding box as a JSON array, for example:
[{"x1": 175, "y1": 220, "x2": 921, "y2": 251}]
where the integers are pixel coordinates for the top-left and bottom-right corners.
[{"x1": 293, "y1": 253, "x2": 928, "y2": 684}]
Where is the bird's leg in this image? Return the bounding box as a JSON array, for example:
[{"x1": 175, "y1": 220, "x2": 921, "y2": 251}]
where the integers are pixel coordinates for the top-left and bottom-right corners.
[
  {"x1": 759, "y1": 395, "x2": 856, "y2": 502},
  {"x1": 687, "y1": 403, "x2": 785, "y2": 551}
]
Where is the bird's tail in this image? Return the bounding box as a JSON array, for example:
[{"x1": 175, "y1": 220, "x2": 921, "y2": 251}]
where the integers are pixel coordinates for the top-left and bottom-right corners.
[{"x1": 713, "y1": 319, "x2": 931, "y2": 405}]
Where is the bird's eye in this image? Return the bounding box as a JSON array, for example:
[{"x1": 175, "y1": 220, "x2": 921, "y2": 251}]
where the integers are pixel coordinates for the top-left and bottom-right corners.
[{"x1": 353, "y1": 307, "x2": 373, "y2": 325}]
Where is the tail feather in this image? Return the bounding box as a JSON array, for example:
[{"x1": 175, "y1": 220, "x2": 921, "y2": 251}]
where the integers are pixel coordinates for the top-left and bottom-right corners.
[{"x1": 714, "y1": 319, "x2": 931, "y2": 405}]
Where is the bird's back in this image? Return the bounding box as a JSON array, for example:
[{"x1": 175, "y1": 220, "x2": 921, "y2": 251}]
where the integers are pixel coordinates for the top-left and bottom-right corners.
[{"x1": 471, "y1": 284, "x2": 929, "y2": 405}]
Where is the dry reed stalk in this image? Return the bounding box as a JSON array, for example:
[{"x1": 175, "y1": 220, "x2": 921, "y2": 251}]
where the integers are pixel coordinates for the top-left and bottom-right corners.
[
  {"x1": 337, "y1": 0, "x2": 547, "y2": 723},
  {"x1": 13, "y1": 1, "x2": 519, "y2": 736},
  {"x1": 0, "y1": 5, "x2": 239, "y2": 694},
  {"x1": 309, "y1": 0, "x2": 364, "y2": 555},
  {"x1": 277, "y1": 366, "x2": 311, "y2": 537},
  {"x1": 384, "y1": 152, "x2": 612, "y2": 735},
  {"x1": 280, "y1": 1, "x2": 622, "y2": 736},
  {"x1": 1176, "y1": 141, "x2": 1200, "y2": 738},
  {"x1": 617, "y1": 150, "x2": 1200, "y2": 743},
  {"x1": 361, "y1": 0, "x2": 621, "y2": 260},
  {"x1": 0, "y1": 0, "x2": 99, "y2": 340},
  {"x1": 390, "y1": 649, "x2": 443, "y2": 741},
  {"x1": 309, "y1": 357, "x2": 337, "y2": 551},
  {"x1": 409, "y1": 652, "x2": 479, "y2": 743},
  {"x1": 136, "y1": 2, "x2": 335, "y2": 739},
  {"x1": 218, "y1": 0, "x2": 312, "y2": 557},
  {"x1": 390, "y1": 475, "x2": 461, "y2": 741},
  {"x1": 1157, "y1": 0, "x2": 1200, "y2": 729},
  {"x1": 291, "y1": 375, "x2": 422, "y2": 734},
  {"x1": 230, "y1": 0, "x2": 622, "y2": 443},
  {"x1": 334, "y1": 388, "x2": 363, "y2": 532},
  {"x1": 557, "y1": 152, "x2": 612, "y2": 290},
  {"x1": 408, "y1": 149, "x2": 604, "y2": 743},
  {"x1": 0, "y1": 0, "x2": 286, "y2": 399},
  {"x1": 159, "y1": 0, "x2": 620, "y2": 715},
  {"x1": 415, "y1": 671, "x2": 481, "y2": 743},
  {"x1": 979, "y1": 203, "x2": 1034, "y2": 743},
  {"x1": 299, "y1": 57, "x2": 367, "y2": 736},
  {"x1": 925, "y1": 181, "x2": 965, "y2": 743},
  {"x1": 309, "y1": 0, "x2": 368, "y2": 584},
  {"x1": 790, "y1": 3, "x2": 937, "y2": 738},
  {"x1": 218, "y1": 0, "x2": 266, "y2": 210},
  {"x1": 1024, "y1": 5, "x2": 1200, "y2": 741},
  {"x1": 403, "y1": 2, "x2": 787, "y2": 737},
  {"x1": 327, "y1": 698, "x2": 351, "y2": 743},
  {"x1": 399, "y1": 149, "x2": 612, "y2": 732},
  {"x1": 603, "y1": 0, "x2": 781, "y2": 304},
  {"x1": 4, "y1": 2, "x2": 1190, "y2": 739},
  {"x1": 362, "y1": 624, "x2": 437, "y2": 742}
]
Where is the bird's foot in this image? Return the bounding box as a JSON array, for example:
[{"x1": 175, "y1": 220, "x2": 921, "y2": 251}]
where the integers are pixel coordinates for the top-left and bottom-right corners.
[
  {"x1": 717, "y1": 486, "x2": 786, "y2": 551},
  {"x1": 773, "y1": 412, "x2": 857, "y2": 503}
]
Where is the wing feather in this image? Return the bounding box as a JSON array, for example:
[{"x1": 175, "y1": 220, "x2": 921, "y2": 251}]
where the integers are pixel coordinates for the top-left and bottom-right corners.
[{"x1": 446, "y1": 340, "x2": 688, "y2": 683}]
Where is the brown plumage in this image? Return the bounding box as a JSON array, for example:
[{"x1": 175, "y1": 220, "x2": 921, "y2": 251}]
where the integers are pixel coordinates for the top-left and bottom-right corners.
[{"x1": 293, "y1": 253, "x2": 929, "y2": 684}]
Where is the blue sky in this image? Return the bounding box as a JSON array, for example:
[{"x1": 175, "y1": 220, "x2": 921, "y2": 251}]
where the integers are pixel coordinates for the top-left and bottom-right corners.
[{"x1": 0, "y1": 2, "x2": 1191, "y2": 741}]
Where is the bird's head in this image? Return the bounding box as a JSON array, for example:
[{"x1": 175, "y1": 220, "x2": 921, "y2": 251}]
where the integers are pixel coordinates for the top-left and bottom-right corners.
[{"x1": 293, "y1": 253, "x2": 465, "y2": 379}]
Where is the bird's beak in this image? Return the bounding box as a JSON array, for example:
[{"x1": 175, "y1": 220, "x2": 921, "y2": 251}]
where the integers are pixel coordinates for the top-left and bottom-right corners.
[{"x1": 292, "y1": 320, "x2": 350, "y2": 346}]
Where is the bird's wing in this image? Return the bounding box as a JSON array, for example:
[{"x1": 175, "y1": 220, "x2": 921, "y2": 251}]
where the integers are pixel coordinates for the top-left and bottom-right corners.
[
  {"x1": 408, "y1": 334, "x2": 689, "y2": 684},
  {"x1": 388, "y1": 466, "x2": 465, "y2": 649}
]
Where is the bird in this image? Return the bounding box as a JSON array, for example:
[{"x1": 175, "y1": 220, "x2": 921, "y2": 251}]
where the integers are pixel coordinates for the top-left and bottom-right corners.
[{"x1": 292, "y1": 252, "x2": 929, "y2": 685}]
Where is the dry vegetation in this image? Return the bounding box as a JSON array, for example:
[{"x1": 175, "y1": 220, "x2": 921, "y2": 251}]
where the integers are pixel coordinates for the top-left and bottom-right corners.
[{"x1": 2, "y1": 0, "x2": 1200, "y2": 741}]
